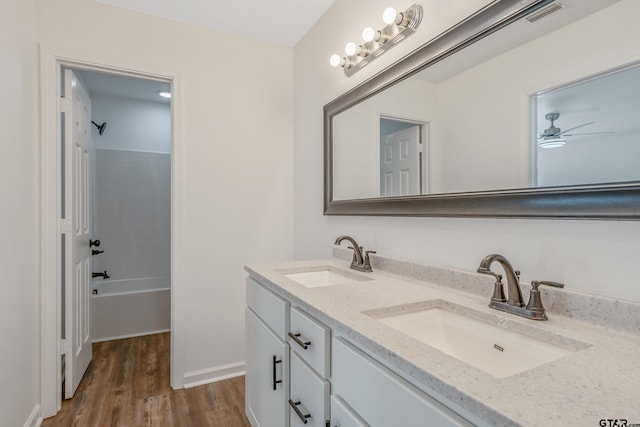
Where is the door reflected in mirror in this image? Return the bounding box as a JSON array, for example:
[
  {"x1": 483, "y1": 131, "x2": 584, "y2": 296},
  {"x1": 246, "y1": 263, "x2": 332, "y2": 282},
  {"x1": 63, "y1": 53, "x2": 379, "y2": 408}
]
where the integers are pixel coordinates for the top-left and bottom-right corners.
[{"x1": 380, "y1": 117, "x2": 428, "y2": 198}]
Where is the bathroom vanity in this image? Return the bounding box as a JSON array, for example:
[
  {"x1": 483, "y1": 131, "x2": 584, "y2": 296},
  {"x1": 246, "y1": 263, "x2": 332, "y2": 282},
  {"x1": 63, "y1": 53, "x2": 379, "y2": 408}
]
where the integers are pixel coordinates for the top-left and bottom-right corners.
[{"x1": 245, "y1": 250, "x2": 640, "y2": 426}]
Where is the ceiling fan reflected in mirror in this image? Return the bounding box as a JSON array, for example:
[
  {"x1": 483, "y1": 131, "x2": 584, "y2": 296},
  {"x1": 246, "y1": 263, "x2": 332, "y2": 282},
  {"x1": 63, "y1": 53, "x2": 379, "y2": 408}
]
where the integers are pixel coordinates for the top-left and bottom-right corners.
[{"x1": 537, "y1": 112, "x2": 614, "y2": 148}]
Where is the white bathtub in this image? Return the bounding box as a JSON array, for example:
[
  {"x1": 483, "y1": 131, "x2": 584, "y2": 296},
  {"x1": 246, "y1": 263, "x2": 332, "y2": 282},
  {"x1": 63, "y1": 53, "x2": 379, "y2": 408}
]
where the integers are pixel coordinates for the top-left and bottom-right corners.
[{"x1": 92, "y1": 276, "x2": 170, "y2": 342}]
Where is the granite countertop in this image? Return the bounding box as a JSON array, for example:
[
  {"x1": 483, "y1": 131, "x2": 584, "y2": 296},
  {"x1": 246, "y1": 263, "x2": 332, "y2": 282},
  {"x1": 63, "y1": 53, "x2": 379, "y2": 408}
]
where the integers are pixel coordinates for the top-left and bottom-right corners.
[{"x1": 245, "y1": 252, "x2": 640, "y2": 427}]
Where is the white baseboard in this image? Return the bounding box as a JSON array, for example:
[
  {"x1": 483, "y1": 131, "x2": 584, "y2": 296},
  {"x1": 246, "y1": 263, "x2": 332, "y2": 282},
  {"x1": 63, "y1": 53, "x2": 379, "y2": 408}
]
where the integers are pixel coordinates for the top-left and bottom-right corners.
[
  {"x1": 24, "y1": 404, "x2": 42, "y2": 427},
  {"x1": 92, "y1": 329, "x2": 170, "y2": 343},
  {"x1": 183, "y1": 361, "x2": 245, "y2": 389}
]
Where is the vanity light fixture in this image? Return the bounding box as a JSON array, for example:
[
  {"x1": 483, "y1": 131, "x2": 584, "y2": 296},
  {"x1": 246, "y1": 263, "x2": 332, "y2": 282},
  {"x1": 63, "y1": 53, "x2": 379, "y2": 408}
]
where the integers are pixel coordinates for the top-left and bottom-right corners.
[
  {"x1": 158, "y1": 91, "x2": 171, "y2": 99},
  {"x1": 329, "y1": 4, "x2": 423, "y2": 77}
]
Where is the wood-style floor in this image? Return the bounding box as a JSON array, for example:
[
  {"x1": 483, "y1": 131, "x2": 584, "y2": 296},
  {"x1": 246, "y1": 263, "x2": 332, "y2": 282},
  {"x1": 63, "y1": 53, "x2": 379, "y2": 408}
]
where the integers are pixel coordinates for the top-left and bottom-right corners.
[{"x1": 42, "y1": 333, "x2": 251, "y2": 427}]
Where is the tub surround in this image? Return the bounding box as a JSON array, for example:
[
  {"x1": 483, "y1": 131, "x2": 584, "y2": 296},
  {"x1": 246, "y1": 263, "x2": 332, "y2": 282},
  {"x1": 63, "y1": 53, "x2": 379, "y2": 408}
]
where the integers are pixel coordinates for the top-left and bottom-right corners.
[{"x1": 245, "y1": 249, "x2": 640, "y2": 426}]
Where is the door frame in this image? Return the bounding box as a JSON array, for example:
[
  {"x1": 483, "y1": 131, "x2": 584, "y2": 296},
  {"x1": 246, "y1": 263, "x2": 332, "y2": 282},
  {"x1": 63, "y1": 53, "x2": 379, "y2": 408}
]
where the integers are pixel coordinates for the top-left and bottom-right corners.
[{"x1": 39, "y1": 45, "x2": 186, "y2": 417}]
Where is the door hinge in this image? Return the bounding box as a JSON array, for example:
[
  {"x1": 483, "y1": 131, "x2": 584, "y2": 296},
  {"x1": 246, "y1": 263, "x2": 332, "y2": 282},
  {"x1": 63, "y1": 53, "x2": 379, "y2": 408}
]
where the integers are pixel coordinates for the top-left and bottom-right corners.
[
  {"x1": 60, "y1": 218, "x2": 71, "y2": 234},
  {"x1": 60, "y1": 97, "x2": 71, "y2": 114},
  {"x1": 61, "y1": 339, "x2": 71, "y2": 355}
]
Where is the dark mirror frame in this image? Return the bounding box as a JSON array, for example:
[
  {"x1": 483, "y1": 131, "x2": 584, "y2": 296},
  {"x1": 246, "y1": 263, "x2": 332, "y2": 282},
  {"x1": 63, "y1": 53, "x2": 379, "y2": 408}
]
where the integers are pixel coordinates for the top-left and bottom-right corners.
[{"x1": 324, "y1": 0, "x2": 640, "y2": 220}]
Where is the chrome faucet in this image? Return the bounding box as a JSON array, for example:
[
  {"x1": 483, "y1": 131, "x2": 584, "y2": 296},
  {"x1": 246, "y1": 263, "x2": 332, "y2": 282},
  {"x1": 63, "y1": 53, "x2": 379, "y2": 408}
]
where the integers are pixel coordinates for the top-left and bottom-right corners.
[
  {"x1": 477, "y1": 254, "x2": 524, "y2": 307},
  {"x1": 477, "y1": 254, "x2": 564, "y2": 320},
  {"x1": 334, "y1": 235, "x2": 375, "y2": 272}
]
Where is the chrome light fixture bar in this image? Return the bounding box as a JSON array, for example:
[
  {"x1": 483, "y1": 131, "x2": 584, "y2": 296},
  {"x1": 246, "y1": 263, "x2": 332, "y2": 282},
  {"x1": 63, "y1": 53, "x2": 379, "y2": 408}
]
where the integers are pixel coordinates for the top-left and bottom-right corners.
[{"x1": 330, "y1": 4, "x2": 423, "y2": 77}]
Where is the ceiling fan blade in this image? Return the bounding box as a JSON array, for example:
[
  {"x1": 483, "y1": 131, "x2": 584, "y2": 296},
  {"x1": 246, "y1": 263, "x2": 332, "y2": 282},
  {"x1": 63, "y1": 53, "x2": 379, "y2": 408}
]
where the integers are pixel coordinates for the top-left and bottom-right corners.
[
  {"x1": 558, "y1": 121, "x2": 595, "y2": 135},
  {"x1": 538, "y1": 131, "x2": 560, "y2": 138},
  {"x1": 564, "y1": 131, "x2": 615, "y2": 137}
]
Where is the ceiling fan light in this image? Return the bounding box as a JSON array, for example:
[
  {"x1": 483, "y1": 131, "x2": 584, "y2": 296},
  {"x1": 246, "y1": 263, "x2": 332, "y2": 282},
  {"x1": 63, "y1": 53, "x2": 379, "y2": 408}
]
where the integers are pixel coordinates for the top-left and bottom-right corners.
[{"x1": 538, "y1": 137, "x2": 567, "y2": 148}]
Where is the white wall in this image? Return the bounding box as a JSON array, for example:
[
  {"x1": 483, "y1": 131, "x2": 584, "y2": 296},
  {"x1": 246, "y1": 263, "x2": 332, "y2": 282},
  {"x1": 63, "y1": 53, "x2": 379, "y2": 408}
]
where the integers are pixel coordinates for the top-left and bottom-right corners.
[
  {"x1": 432, "y1": 5, "x2": 640, "y2": 193},
  {"x1": 0, "y1": 0, "x2": 40, "y2": 425},
  {"x1": 36, "y1": 0, "x2": 294, "y2": 383},
  {"x1": 293, "y1": 0, "x2": 640, "y2": 303},
  {"x1": 91, "y1": 93, "x2": 171, "y2": 153}
]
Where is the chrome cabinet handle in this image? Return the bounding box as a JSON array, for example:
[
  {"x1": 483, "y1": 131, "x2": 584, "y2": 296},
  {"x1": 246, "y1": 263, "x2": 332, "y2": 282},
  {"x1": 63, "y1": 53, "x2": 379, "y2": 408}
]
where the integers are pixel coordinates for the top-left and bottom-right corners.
[
  {"x1": 272, "y1": 356, "x2": 282, "y2": 391},
  {"x1": 288, "y1": 332, "x2": 311, "y2": 350},
  {"x1": 289, "y1": 399, "x2": 311, "y2": 424}
]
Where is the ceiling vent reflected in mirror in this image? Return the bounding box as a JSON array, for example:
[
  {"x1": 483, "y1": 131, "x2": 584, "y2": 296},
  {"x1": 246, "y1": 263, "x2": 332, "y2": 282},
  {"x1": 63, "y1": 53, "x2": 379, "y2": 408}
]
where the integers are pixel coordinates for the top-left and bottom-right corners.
[{"x1": 526, "y1": 2, "x2": 564, "y2": 23}]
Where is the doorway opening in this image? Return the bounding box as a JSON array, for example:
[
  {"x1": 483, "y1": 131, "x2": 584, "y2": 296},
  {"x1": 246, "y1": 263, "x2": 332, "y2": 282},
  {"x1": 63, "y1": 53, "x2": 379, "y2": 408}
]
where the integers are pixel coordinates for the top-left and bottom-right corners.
[
  {"x1": 60, "y1": 67, "x2": 173, "y2": 399},
  {"x1": 40, "y1": 50, "x2": 183, "y2": 419}
]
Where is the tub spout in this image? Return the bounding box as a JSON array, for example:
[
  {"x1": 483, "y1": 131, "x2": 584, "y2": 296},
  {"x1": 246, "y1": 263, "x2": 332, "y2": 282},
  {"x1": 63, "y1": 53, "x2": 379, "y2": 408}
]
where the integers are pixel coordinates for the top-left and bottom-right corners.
[{"x1": 92, "y1": 271, "x2": 110, "y2": 280}]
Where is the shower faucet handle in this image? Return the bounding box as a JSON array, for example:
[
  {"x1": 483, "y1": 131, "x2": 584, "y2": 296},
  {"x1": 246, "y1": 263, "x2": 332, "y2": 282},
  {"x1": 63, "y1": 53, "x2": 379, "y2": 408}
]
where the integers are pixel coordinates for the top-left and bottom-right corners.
[
  {"x1": 92, "y1": 250, "x2": 104, "y2": 256},
  {"x1": 92, "y1": 271, "x2": 110, "y2": 280},
  {"x1": 90, "y1": 239, "x2": 101, "y2": 247}
]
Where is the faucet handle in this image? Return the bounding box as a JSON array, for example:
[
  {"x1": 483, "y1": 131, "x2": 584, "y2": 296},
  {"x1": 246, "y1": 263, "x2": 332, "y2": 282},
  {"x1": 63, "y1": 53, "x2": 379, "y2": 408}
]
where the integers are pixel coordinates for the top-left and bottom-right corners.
[
  {"x1": 347, "y1": 246, "x2": 357, "y2": 264},
  {"x1": 363, "y1": 251, "x2": 376, "y2": 271},
  {"x1": 490, "y1": 274, "x2": 506, "y2": 304},
  {"x1": 526, "y1": 280, "x2": 565, "y2": 320},
  {"x1": 531, "y1": 280, "x2": 564, "y2": 289}
]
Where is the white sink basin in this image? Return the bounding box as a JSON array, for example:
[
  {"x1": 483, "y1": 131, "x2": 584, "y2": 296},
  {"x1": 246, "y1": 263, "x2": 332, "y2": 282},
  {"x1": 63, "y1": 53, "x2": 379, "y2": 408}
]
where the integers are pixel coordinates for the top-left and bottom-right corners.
[
  {"x1": 368, "y1": 301, "x2": 588, "y2": 378},
  {"x1": 283, "y1": 267, "x2": 372, "y2": 288}
]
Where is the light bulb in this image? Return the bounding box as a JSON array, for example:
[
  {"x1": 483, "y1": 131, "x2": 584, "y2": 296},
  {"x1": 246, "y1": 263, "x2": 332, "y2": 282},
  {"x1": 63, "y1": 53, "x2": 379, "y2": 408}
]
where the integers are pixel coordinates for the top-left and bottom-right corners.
[
  {"x1": 345, "y1": 42, "x2": 357, "y2": 56},
  {"x1": 329, "y1": 54, "x2": 342, "y2": 67},
  {"x1": 362, "y1": 27, "x2": 376, "y2": 42},
  {"x1": 382, "y1": 7, "x2": 398, "y2": 25}
]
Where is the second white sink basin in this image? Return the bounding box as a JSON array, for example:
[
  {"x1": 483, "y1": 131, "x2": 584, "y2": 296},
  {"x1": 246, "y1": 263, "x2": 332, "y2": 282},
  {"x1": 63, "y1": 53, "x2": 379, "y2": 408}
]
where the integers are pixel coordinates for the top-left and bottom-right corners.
[
  {"x1": 368, "y1": 301, "x2": 589, "y2": 378},
  {"x1": 283, "y1": 266, "x2": 372, "y2": 288}
]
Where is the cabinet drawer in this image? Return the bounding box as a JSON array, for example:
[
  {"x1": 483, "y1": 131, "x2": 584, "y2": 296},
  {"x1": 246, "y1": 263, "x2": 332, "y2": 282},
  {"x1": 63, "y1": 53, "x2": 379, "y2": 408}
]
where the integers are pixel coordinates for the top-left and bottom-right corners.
[
  {"x1": 247, "y1": 277, "x2": 289, "y2": 341},
  {"x1": 330, "y1": 395, "x2": 368, "y2": 427},
  {"x1": 332, "y1": 337, "x2": 471, "y2": 427},
  {"x1": 289, "y1": 352, "x2": 330, "y2": 427},
  {"x1": 289, "y1": 307, "x2": 330, "y2": 378}
]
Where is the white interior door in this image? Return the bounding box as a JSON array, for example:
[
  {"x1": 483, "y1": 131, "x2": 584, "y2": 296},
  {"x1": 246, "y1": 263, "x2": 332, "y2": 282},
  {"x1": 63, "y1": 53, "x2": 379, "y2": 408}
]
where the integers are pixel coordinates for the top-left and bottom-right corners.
[
  {"x1": 380, "y1": 125, "x2": 422, "y2": 197},
  {"x1": 63, "y1": 69, "x2": 93, "y2": 399}
]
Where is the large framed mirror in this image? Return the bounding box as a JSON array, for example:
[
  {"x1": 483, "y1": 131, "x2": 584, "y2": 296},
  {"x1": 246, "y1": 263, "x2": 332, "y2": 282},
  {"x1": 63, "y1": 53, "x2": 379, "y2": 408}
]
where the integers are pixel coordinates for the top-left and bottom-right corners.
[{"x1": 324, "y1": 0, "x2": 640, "y2": 219}]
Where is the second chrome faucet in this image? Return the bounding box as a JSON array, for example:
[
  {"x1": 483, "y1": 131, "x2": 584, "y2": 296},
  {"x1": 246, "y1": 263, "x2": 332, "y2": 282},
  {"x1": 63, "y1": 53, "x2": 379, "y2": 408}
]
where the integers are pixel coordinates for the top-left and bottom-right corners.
[
  {"x1": 334, "y1": 235, "x2": 376, "y2": 272},
  {"x1": 477, "y1": 254, "x2": 563, "y2": 320}
]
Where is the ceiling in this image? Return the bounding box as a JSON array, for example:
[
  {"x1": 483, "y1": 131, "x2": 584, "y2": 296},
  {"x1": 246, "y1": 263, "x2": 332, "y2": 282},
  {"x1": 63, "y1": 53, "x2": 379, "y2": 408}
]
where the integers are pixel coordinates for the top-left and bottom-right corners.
[
  {"x1": 75, "y1": 69, "x2": 171, "y2": 104},
  {"x1": 95, "y1": 0, "x2": 337, "y2": 47},
  {"x1": 416, "y1": 0, "x2": 621, "y2": 83}
]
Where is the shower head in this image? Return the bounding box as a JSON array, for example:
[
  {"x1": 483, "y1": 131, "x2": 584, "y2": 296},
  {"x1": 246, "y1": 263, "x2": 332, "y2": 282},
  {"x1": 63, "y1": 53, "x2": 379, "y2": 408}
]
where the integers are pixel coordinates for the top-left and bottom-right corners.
[{"x1": 91, "y1": 120, "x2": 107, "y2": 135}]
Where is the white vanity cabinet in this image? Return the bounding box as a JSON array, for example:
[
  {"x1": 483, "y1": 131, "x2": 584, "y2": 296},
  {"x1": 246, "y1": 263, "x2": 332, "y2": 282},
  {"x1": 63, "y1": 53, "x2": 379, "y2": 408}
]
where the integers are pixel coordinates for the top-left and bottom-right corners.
[
  {"x1": 246, "y1": 274, "x2": 472, "y2": 427},
  {"x1": 331, "y1": 337, "x2": 472, "y2": 427},
  {"x1": 246, "y1": 278, "x2": 290, "y2": 427}
]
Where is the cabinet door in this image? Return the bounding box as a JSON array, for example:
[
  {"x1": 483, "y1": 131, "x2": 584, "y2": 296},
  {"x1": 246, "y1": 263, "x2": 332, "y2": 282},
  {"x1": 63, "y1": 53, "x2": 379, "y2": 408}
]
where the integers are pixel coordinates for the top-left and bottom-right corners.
[
  {"x1": 332, "y1": 337, "x2": 471, "y2": 427},
  {"x1": 246, "y1": 308, "x2": 290, "y2": 427},
  {"x1": 330, "y1": 395, "x2": 368, "y2": 427},
  {"x1": 289, "y1": 352, "x2": 330, "y2": 427}
]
